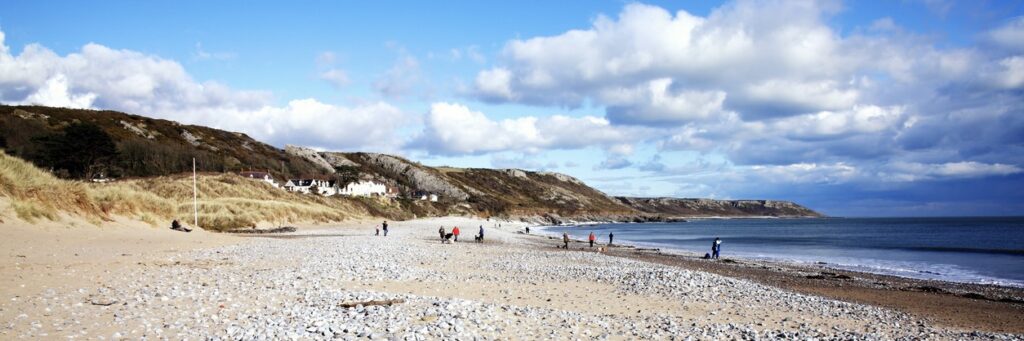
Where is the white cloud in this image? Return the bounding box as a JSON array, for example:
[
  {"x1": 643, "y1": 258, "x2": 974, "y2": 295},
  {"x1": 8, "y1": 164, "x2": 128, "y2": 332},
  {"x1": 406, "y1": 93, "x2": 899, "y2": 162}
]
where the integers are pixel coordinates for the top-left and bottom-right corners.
[
  {"x1": 882, "y1": 161, "x2": 1022, "y2": 181},
  {"x1": 474, "y1": 2, "x2": 860, "y2": 118},
  {"x1": 993, "y1": 56, "x2": 1024, "y2": 89},
  {"x1": 192, "y1": 42, "x2": 236, "y2": 61},
  {"x1": 747, "y1": 162, "x2": 860, "y2": 184},
  {"x1": 474, "y1": 67, "x2": 514, "y2": 101},
  {"x1": 603, "y1": 78, "x2": 728, "y2": 125},
  {"x1": 772, "y1": 105, "x2": 906, "y2": 140},
  {"x1": 411, "y1": 102, "x2": 646, "y2": 155},
  {"x1": 18, "y1": 74, "x2": 96, "y2": 109},
  {"x1": 319, "y1": 69, "x2": 350, "y2": 88},
  {"x1": 986, "y1": 17, "x2": 1024, "y2": 52},
  {"x1": 0, "y1": 29, "x2": 407, "y2": 151}
]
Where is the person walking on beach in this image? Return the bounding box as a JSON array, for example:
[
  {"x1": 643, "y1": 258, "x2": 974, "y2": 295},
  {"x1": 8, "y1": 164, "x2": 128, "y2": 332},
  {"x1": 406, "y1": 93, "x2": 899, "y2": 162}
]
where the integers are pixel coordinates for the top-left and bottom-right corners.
[
  {"x1": 375, "y1": 225, "x2": 380, "y2": 236},
  {"x1": 478, "y1": 225, "x2": 485, "y2": 242},
  {"x1": 712, "y1": 237, "x2": 722, "y2": 259},
  {"x1": 438, "y1": 226, "x2": 446, "y2": 242},
  {"x1": 525, "y1": 226, "x2": 531, "y2": 234},
  {"x1": 562, "y1": 232, "x2": 570, "y2": 249},
  {"x1": 608, "y1": 232, "x2": 614, "y2": 245},
  {"x1": 453, "y1": 226, "x2": 461, "y2": 242},
  {"x1": 382, "y1": 221, "x2": 389, "y2": 237},
  {"x1": 588, "y1": 232, "x2": 596, "y2": 247}
]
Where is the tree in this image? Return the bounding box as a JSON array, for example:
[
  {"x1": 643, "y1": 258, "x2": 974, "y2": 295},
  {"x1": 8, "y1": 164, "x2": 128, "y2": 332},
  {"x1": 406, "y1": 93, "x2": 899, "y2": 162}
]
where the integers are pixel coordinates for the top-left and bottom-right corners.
[
  {"x1": 33, "y1": 122, "x2": 118, "y2": 179},
  {"x1": 334, "y1": 165, "x2": 360, "y2": 186}
]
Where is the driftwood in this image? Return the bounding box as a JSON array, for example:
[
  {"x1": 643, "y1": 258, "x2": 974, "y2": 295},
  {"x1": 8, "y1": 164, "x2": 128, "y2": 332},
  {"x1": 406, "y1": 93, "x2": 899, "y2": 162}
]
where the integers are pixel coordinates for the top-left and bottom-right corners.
[{"x1": 339, "y1": 299, "x2": 405, "y2": 309}]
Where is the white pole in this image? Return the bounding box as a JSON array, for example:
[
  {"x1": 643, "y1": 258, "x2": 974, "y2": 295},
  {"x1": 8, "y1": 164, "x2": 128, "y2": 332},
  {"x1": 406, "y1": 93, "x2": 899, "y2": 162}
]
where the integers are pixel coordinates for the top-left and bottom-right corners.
[{"x1": 193, "y1": 158, "x2": 199, "y2": 228}]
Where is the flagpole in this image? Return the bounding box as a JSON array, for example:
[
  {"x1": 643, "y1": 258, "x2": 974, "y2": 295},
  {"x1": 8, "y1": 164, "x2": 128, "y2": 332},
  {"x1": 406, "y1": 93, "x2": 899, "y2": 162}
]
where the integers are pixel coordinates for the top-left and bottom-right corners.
[{"x1": 193, "y1": 157, "x2": 199, "y2": 228}]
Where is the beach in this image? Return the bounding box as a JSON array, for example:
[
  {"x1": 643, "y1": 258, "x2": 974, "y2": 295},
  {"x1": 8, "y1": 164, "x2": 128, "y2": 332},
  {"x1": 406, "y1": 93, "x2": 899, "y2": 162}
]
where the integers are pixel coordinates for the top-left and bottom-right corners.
[{"x1": 1, "y1": 217, "x2": 1022, "y2": 340}]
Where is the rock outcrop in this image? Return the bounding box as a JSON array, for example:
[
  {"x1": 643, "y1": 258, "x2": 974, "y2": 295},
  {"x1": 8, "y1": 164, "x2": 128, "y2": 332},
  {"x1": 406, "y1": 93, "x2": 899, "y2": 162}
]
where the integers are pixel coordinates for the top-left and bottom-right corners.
[
  {"x1": 285, "y1": 145, "x2": 335, "y2": 172},
  {"x1": 355, "y1": 153, "x2": 471, "y2": 201}
]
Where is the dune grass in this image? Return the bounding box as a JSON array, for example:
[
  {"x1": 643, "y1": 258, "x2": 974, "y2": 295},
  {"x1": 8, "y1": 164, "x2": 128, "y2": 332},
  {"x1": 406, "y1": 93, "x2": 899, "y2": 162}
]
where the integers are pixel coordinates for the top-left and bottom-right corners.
[{"x1": 0, "y1": 150, "x2": 370, "y2": 230}]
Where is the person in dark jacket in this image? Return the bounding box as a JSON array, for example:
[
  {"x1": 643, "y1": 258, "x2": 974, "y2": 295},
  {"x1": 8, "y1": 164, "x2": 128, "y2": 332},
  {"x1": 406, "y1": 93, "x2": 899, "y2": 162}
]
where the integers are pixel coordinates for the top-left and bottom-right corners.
[
  {"x1": 608, "y1": 232, "x2": 614, "y2": 245},
  {"x1": 712, "y1": 237, "x2": 722, "y2": 259},
  {"x1": 382, "y1": 221, "x2": 389, "y2": 236}
]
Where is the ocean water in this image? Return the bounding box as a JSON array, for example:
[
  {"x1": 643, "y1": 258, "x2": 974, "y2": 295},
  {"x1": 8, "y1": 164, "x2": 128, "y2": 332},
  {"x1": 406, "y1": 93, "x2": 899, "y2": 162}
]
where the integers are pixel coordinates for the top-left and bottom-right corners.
[{"x1": 545, "y1": 217, "x2": 1024, "y2": 287}]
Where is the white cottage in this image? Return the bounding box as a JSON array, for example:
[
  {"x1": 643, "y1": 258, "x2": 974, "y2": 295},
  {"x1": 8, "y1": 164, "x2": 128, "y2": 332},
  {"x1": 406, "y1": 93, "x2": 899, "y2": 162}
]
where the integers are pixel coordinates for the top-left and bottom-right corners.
[
  {"x1": 239, "y1": 171, "x2": 279, "y2": 188},
  {"x1": 339, "y1": 180, "x2": 387, "y2": 197},
  {"x1": 284, "y1": 179, "x2": 335, "y2": 195}
]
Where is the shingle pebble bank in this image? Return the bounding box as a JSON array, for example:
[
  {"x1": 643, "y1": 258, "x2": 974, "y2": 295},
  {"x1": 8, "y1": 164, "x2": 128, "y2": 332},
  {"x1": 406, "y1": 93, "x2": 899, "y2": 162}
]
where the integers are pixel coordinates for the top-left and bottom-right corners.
[{"x1": 2, "y1": 223, "x2": 1020, "y2": 340}]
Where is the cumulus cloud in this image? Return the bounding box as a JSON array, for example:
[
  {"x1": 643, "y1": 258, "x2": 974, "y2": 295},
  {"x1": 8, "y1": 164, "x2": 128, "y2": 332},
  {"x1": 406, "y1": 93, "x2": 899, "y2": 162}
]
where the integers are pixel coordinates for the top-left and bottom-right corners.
[
  {"x1": 460, "y1": 1, "x2": 1022, "y2": 187},
  {"x1": 474, "y1": 68, "x2": 515, "y2": 101},
  {"x1": 469, "y1": 0, "x2": 1022, "y2": 156},
  {"x1": 473, "y1": 1, "x2": 862, "y2": 119},
  {"x1": 0, "y1": 29, "x2": 407, "y2": 151},
  {"x1": 603, "y1": 78, "x2": 728, "y2": 125},
  {"x1": 409, "y1": 102, "x2": 648, "y2": 155},
  {"x1": 771, "y1": 105, "x2": 906, "y2": 141},
  {"x1": 17, "y1": 74, "x2": 96, "y2": 109},
  {"x1": 986, "y1": 17, "x2": 1024, "y2": 52}
]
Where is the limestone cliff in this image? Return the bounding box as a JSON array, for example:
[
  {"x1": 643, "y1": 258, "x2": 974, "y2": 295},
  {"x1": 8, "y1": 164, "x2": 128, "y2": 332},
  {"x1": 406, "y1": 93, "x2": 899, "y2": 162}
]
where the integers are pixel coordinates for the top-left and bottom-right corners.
[{"x1": 614, "y1": 197, "x2": 823, "y2": 218}]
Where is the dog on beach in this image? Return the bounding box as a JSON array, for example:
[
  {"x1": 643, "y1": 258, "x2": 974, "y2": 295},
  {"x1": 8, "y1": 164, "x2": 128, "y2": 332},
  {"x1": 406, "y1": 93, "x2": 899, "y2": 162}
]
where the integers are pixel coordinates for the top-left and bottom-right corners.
[{"x1": 442, "y1": 233, "x2": 454, "y2": 244}]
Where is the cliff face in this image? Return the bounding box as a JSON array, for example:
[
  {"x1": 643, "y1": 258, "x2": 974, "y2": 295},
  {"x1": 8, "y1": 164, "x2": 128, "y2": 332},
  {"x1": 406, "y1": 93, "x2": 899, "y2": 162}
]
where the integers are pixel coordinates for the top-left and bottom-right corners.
[{"x1": 615, "y1": 197, "x2": 823, "y2": 218}]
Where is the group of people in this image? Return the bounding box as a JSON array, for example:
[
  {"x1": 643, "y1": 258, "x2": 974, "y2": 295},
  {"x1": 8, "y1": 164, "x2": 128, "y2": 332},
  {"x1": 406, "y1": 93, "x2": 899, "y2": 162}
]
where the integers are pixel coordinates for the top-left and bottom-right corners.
[
  {"x1": 561, "y1": 231, "x2": 615, "y2": 249},
  {"x1": 438, "y1": 225, "x2": 484, "y2": 243},
  {"x1": 369, "y1": 221, "x2": 724, "y2": 259},
  {"x1": 375, "y1": 221, "x2": 389, "y2": 236},
  {"x1": 556, "y1": 230, "x2": 723, "y2": 260}
]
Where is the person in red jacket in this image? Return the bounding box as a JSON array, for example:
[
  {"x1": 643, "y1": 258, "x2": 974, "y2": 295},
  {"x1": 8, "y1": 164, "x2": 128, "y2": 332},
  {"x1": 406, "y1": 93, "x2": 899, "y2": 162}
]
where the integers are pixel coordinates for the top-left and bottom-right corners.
[
  {"x1": 453, "y1": 226, "x2": 461, "y2": 242},
  {"x1": 588, "y1": 232, "x2": 596, "y2": 247}
]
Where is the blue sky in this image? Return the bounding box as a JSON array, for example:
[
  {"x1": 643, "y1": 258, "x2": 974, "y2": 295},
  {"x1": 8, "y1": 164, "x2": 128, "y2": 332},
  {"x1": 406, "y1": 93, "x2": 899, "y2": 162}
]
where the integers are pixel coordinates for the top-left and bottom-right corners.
[{"x1": 1, "y1": 0, "x2": 1023, "y2": 216}]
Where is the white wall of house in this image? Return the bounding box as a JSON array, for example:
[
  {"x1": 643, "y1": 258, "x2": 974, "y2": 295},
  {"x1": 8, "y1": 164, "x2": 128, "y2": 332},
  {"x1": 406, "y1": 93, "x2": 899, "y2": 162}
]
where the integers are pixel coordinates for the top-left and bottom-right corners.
[
  {"x1": 284, "y1": 179, "x2": 335, "y2": 195},
  {"x1": 340, "y1": 180, "x2": 386, "y2": 197},
  {"x1": 258, "y1": 174, "x2": 279, "y2": 188},
  {"x1": 241, "y1": 172, "x2": 280, "y2": 189}
]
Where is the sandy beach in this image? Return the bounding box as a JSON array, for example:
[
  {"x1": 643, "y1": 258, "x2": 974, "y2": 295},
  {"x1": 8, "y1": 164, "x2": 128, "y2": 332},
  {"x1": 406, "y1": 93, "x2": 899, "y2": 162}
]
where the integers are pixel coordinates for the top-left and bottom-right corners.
[{"x1": 2, "y1": 217, "x2": 1022, "y2": 340}]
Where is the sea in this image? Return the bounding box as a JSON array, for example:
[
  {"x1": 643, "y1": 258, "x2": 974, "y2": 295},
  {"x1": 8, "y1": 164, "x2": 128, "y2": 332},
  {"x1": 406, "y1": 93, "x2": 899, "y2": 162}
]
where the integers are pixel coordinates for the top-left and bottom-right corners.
[{"x1": 544, "y1": 217, "x2": 1024, "y2": 287}]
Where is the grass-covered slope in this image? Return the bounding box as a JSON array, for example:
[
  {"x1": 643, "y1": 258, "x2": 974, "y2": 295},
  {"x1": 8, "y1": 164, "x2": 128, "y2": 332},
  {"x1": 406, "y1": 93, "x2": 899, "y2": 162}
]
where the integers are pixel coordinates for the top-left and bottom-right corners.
[
  {"x1": 0, "y1": 150, "x2": 371, "y2": 230},
  {"x1": 0, "y1": 105, "x2": 329, "y2": 180}
]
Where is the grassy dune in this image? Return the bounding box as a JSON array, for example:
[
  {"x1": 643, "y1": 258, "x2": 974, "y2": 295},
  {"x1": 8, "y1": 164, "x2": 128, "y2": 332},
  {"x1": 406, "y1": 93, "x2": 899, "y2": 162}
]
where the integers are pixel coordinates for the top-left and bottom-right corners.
[{"x1": 0, "y1": 151, "x2": 370, "y2": 230}]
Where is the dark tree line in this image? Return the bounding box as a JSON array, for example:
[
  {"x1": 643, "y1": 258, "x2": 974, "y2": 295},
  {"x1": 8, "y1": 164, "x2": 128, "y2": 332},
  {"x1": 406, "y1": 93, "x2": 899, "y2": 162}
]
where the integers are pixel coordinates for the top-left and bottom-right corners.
[{"x1": 30, "y1": 122, "x2": 118, "y2": 179}]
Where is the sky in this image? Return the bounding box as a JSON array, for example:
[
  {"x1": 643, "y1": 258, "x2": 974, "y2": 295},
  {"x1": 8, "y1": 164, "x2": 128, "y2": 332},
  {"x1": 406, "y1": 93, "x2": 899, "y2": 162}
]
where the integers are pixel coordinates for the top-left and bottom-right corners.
[{"x1": 1, "y1": 0, "x2": 1022, "y2": 217}]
